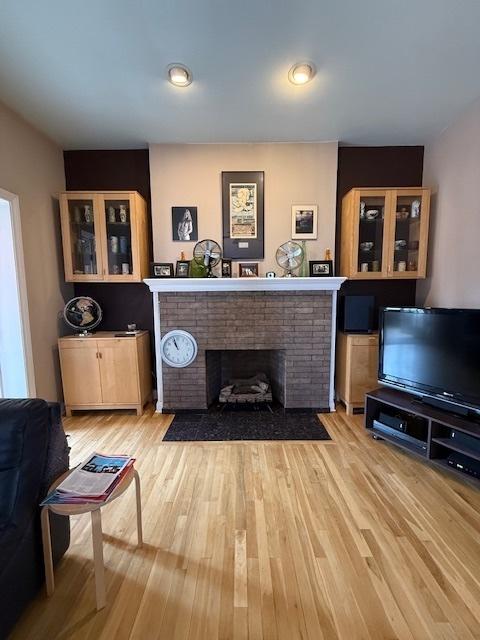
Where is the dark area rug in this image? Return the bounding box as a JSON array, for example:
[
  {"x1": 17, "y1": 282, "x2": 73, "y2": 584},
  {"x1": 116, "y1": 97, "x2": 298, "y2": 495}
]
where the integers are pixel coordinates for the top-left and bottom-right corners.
[{"x1": 163, "y1": 407, "x2": 331, "y2": 441}]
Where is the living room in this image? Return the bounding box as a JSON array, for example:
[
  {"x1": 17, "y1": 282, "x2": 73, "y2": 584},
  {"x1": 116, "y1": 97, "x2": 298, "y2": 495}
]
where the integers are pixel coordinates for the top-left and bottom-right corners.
[{"x1": 1, "y1": 1, "x2": 479, "y2": 639}]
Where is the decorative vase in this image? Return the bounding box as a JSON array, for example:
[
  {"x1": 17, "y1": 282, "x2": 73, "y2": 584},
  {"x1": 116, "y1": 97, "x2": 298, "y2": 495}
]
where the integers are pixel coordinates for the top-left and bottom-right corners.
[{"x1": 299, "y1": 241, "x2": 308, "y2": 277}]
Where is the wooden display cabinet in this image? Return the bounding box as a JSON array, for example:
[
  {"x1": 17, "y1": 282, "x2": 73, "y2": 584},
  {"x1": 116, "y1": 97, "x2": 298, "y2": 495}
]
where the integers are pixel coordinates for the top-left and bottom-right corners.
[
  {"x1": 58, "y1": 331, "x2": 151, "y2": 416},
  {"x1": 60, "y1": 191, "x2": 149, "y2": 282},
  {"x1": 340, "y1": 187, "x2": 430, "y2": 279},
  {"x1": 336, "y1": 332, "x2": 379, "y2": 415}
]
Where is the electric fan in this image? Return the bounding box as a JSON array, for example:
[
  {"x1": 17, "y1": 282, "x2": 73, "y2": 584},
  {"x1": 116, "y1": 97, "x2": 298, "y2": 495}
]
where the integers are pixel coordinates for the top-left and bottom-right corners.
[
  {"x1": 193, "y1": 239, "x2": 222, "y2": 278},
  {"x1": 275, "y1": 241, "x2": 304, "y2": 277}
]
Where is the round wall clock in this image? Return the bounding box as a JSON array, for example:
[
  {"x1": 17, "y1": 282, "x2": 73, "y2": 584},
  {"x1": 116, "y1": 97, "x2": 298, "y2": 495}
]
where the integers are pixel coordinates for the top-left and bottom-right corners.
[{"x1": 160, "y1": 330, "x2": 198, "y2": 368}]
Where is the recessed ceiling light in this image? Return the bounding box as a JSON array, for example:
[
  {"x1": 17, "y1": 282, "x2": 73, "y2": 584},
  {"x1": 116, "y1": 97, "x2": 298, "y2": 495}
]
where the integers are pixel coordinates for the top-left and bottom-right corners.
[
  {"x1": 167, "y1": 63, "x2": 192, "y2": 87},
  {"x1": 288, "y1": 62, "x2": 316, "y2": 85}
]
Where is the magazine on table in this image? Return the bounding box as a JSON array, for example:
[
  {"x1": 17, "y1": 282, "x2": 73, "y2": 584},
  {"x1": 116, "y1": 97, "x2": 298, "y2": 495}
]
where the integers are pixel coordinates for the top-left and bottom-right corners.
[{"x1": 41, "y1": 452, "x2": 135, "y2": 506}]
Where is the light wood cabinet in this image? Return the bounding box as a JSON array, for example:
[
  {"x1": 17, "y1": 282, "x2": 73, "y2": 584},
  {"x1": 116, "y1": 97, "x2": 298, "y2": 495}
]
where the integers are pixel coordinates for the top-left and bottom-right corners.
[
  {"x1": 59, "y1": 191, "x2": 149, "y2": 282},
  {"x1": 340, "y1": 187, "x2": 430, "y2": 279},
  {"x1": 59, "y1": 331, "x2": 151, "y2": 415},
  {"x1": 336, "y1": 332, "x2": 379, "y2": 415}
]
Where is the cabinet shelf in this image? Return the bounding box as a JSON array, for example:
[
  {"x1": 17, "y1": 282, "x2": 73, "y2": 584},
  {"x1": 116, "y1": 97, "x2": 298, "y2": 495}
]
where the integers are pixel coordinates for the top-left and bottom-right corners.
[{"x1": 431, "y1": 437, "x2": 480, "y2": 463}]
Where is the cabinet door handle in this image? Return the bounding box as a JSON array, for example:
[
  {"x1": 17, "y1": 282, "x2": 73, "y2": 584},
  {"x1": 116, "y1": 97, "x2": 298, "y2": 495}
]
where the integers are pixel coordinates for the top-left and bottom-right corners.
[{"x1": 98, "y1": 352, "x2": 102, "y2": 359}]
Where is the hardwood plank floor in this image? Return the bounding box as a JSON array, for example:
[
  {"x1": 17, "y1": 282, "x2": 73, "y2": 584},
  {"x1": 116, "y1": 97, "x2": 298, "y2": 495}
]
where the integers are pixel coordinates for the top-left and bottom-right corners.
[{"x1": 11, "y1": 407, "x2": 480, "y2": 640}]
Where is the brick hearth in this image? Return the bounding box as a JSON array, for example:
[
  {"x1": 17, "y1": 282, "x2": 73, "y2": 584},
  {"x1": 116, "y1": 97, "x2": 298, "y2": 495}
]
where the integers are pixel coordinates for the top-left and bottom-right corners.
[{"x1": 158, "y1": 291, "x2": 332, "y2": 410}]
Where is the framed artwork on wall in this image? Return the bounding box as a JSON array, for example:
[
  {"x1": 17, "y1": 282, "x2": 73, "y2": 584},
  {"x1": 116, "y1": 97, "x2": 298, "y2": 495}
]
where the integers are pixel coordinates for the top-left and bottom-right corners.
[
  {"x1": 291, "y1": 204, "x2": 318, "y2": 240},
  {"x1": 172, "y1": 207, "x2": 198, "y2": 241},
  {"x1": 222, "y1": 171, "x2": 264, "y2": 259}
]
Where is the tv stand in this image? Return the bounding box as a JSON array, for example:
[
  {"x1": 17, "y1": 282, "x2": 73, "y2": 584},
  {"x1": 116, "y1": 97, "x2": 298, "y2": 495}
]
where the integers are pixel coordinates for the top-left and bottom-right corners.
[{"x1": 365, "y1": 387, "x2": 480, "y2": 486}]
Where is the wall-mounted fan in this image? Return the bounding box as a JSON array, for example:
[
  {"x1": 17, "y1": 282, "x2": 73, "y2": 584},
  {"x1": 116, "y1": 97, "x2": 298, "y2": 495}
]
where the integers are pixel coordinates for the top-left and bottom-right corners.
[
  {"x1": 193, "y1": 239, "x2": 222, "y2": 277},
  {"x1": 276, "y1": 241, "x2": 304, "y2": 277}
]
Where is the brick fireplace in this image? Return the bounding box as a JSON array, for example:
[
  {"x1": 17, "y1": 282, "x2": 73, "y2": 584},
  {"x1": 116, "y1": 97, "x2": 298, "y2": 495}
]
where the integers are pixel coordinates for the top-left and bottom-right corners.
[{"x1": 145, "y1": 277, "x2": 346, "y2": 412}]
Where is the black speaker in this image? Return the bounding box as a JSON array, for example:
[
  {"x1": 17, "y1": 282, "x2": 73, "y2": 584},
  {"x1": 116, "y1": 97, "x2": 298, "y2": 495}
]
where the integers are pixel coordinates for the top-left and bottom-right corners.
[{"x1": 338, "y1": 295, "x2": 375, "y2": 333}]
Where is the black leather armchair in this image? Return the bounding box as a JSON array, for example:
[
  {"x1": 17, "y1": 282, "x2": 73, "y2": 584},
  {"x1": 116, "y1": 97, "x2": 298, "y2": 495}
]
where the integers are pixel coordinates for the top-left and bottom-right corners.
[{"x1": 0, "y1": 399, "x2": 70, "y2": 638}]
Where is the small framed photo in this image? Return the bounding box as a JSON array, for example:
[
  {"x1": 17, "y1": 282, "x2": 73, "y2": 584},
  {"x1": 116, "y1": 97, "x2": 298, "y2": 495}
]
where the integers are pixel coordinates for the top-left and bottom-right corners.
[
  {"x1": 239, "y1": 262, "x2": 259, "y2": 278},
  {"x1": 172, "y1": 207, "x2": 198, "y2": 242},
  {"x1": 221, "y1": 259, "x2": 232, "y2": 278},
  {"x1": 309, "y1": 260, "x2": 333, "y2": 277},
  {"x1": 292, "y1": 205, "x2": 318, "y2": 240},
  {"x1": 175, "y1": 260, "x2": 190, "y2": 278},
  {"x1": 151, "y1": 262, "x2": 174, "y2": 278}
]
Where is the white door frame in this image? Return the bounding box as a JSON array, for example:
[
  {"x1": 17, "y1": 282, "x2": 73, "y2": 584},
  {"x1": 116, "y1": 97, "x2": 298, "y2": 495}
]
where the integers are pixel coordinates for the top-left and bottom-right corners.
[{"x1": 0, "y1": 188, "x2": 36, "y2": 397}]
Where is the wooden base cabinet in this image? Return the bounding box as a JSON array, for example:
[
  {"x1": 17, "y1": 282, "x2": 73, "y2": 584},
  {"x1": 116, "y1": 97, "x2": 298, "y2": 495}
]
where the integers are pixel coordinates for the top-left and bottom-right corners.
[
  {"x1": 336, "y1": 332, "x2": 379, "y2": 415},
  {"x1": 59, "y1": 332, "x2": 151, "y2": 416}
]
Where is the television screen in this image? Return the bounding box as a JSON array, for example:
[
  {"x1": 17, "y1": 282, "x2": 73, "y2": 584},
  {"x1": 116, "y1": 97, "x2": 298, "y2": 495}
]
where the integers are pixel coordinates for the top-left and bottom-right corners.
[{"x1": 379, "y1": 308, "x2": 480, "y2": 408}]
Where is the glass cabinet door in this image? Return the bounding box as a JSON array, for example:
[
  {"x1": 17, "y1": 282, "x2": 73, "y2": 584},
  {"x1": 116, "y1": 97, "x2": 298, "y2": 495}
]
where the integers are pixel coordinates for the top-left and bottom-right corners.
[
  {"x1": 66, "y1": 197, "x2": 100, "y2": 277},
  {"x1": 354, "y1": 191, "x2": 389, "y2": 277},
  {"x1": 102, "y1": 196, "x2": 135, "y2": 278},
  {"x1": 389, "y1": 190, "x2": 429, "y2": 277}
]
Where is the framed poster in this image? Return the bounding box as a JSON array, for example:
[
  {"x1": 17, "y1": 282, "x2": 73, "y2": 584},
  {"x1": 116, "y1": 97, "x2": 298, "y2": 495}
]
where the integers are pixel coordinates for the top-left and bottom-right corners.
[{"x1": 222, "y1": 171, "x2": 264, "y2": 259}]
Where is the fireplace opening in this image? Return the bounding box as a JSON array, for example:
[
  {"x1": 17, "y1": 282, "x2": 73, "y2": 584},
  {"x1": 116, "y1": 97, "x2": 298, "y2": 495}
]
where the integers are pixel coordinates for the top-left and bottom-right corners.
[{"x1": 206, "y1": 349, "x2": 286, "y2": 407}]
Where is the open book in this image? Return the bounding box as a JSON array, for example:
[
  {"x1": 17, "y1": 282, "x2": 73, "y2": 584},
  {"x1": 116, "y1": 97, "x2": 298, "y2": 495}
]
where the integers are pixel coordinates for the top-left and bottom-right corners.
[{"x1": 41, "y1": 452, "x2": 135, "y2": 505}]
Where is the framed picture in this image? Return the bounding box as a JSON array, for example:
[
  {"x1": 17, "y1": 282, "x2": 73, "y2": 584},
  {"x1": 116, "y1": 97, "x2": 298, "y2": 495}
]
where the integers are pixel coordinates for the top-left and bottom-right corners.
[
  {"x1": 239, "y1": 262, "x2": 259, "y2": 278},
  {"x1": 291, "y1": 205, "x2": 318, "y2": 240},
  {"x1": 172, "y1": 207, "x2": 198, "y2": 242},
  {"x1": 151, "y1": 262, "x2": 174, "y2": 278},
  {"x1": 309, "y1": 260, "x2": 333, "y2": 277},
  {"x1": 175, "y1": 260, "x2": 190, "y2": 277},
  {"x1": 221, "y1": 259, "x2": 232, "y2": 278},
  {"x1": 222, "y1": 171, "x2": 264, "y2": 259}
]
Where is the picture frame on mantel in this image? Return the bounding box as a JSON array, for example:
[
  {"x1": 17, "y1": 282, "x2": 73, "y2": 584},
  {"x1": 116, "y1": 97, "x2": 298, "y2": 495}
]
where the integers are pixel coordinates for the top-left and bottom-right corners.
[{"x1": 222, "y1": 171, "x2": 264, "y2": 259}]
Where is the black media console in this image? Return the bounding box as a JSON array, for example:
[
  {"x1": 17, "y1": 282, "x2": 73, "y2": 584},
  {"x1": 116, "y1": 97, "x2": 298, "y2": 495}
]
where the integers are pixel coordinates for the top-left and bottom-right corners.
[{"x1": 365, "y1": 387, "x2": 480, "y2": 486}]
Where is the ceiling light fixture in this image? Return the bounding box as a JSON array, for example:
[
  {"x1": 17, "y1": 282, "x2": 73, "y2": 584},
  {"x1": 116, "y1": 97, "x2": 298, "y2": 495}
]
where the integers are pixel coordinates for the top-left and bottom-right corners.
[
  {"x1": 167, "y1": 63, "x2": 192, "y2": 87},
  {"x1": 288, "y1": 62, "x2": 316, "y2": 85}
]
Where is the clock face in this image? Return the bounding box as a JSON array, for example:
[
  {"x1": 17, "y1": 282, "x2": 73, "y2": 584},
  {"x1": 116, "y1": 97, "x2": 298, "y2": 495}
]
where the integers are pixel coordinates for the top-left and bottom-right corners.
[{"x1": 160, "y1": 330, "x2": 198, "y2": 368}]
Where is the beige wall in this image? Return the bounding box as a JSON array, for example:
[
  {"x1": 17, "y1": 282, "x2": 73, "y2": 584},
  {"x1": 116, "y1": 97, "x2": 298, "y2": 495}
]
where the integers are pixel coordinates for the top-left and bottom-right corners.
[
  {"x1": 150, "y1": 143, "x2": 338, "y2": 274},
  {"x1": 417, "y1": 99, "x2": 480, "y2": 308},
  {"x1": 0, "y1": 101, "x2": 72, "y2": 401}
]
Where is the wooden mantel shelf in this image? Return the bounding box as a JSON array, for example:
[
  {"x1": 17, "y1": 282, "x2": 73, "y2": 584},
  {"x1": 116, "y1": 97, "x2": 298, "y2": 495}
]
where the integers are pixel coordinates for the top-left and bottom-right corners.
[{"x1": 144, "y1": 276, "x2": 346, "y2": 293}]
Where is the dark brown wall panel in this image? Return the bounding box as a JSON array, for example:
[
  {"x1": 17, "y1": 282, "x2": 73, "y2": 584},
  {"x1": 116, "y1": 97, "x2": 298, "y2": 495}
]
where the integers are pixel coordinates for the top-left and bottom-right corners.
[
  {"x1": 336, "y1": 146, "x2": 424, "y2": 316},
  {"x1": 64, "y1": 149, "x2": 154, "y2": 366}
]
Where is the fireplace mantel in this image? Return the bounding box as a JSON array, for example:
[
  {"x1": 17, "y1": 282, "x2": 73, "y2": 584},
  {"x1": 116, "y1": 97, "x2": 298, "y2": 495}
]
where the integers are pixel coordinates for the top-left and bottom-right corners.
[
  {"x1": 145, "y1": 277, "x2": 347, "y2": 413},
  {"x1": 144, "y1": 276, "x2": 346, "y2": 293}
]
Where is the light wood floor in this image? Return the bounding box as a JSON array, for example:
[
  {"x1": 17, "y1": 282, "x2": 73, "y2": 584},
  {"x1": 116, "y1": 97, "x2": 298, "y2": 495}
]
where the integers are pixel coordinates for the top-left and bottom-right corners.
[{"x1": 11, "y1": 406, "x2": 480, "y2": 640}]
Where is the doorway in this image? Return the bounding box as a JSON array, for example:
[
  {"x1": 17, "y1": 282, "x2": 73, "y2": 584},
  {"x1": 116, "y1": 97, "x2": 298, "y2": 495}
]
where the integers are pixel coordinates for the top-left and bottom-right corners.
[{"x1": 0, "y1": 189, "x2": 35, "y2": 398}]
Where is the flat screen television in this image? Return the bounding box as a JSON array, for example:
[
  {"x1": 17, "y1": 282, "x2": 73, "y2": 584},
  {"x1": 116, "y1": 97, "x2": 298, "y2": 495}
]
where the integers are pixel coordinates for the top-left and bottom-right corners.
[{"x1": 379, "y1": 307, "x2": 480, "y2": 414}]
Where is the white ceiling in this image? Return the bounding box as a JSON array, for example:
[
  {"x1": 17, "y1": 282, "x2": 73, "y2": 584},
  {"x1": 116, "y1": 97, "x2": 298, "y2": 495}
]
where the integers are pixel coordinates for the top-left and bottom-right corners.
[{"x1": 1, "y1": 0, "x2": 480, "y2": 149}]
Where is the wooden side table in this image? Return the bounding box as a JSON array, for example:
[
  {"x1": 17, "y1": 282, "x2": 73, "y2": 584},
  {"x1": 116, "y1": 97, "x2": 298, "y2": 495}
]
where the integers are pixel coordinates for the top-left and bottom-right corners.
[{"x1": 41, "y1": 466, "x2": 143, "y2": 610}]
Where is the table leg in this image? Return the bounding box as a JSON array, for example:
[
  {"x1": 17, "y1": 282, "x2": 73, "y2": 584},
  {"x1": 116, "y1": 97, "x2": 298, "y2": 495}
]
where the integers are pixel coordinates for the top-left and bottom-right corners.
[
  {"x1": 91, "y1": 508, "x2": 106, "y2": 610},
  {"x1": 41, "y1": 507, "x2": 55, "y2": 596},
  {"x1": 134, "y1": 469, "x2": 143, "y2": 547}
]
